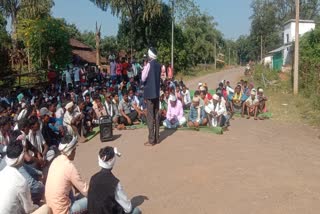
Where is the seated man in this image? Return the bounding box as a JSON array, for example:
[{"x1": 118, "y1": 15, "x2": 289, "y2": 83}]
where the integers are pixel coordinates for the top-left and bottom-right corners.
[
  {"x1": 27, "y1": 116, "x2": 55, "y2": 164},
  {"x1": 104, "y1": 92, "x2": 120, "y2": 125},
  {"x1": 45, "y1": 135, "x2": 88, "y2": 214},
  {"x1": 118, "y1": 92, "x2": 139, "y2": 126},
  {"x1": 88, "y1": 146, "x2": 141, "y2": 214},
  {"x1": 0, "y1": 139, "x2": 51, "y2": 214},
  {"x1": 181, "y1": 85, "x2": 191, "y2": 110},
  {"x1": 257, "y1": 88, "x2": 268, "y2": 115},
  {"x1": 63, "y1": 102, "x2": 84, "y2": 139},
  {"x1": 92, "y1": 95, "x2": 108, "y2": 119},
  {"x1": 230, "y1": 85, "x2": 243, "y2": 114},
  {"x1": 40, "y1": 107, "x2": 63, "y2": 148},
  {"x1": 159, "y1": 91, "x2": 167, "y2": 124},
  {"x1": 188, "y1": 97, "x2": 207, "y2": 130},
  {"x1": 242, "y1": 90, "x2": 259, "y2": 120},
  {"x1": 163, "y1": 95, "x2": 186, "y2": 129},
  {"x1": 128, "y1": 89, "x2": 145, "y2": 123},
  {"x1": 205, "y1": 94, "x2": 229, "y2": 128}
]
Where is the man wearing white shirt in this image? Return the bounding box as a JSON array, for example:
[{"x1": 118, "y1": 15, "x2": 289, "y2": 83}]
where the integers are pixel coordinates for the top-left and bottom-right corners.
[
  {"x1": 73, "y1": 66, "x2": 80, "y2": 86},
  {"x1": 0, "y1": 139, "x2": 51, "y2": 214},
  {"x1": 181, "y1": 85, "x2": 191, "y2": 110},
  {"x1": 104, "y1": 92, "x2": 120, "y2": 124},
  {"x1": 205, "y1": 94, "x2": 229, "y2": 128},
  {"x1": 63, "y1": 67, "x2": 73, "y2": 89}
]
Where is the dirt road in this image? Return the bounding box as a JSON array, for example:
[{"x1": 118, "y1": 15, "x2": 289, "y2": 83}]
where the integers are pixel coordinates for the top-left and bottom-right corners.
[{"x1": 74, "y1": 67, "x2": 320, "y2": 214}]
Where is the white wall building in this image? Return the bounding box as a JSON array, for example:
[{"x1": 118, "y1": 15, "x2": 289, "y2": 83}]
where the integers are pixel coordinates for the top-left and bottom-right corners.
[{"x1": 283, "y1": 19, "x2": 315, "y2": 65}]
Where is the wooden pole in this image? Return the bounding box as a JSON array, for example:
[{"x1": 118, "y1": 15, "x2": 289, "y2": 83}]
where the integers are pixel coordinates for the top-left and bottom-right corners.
[
  {"x1": 260, "y1": 35, "x2": 263, "y2": 63},
  {"x1": 228, "y1": 48, "x2": 231, "y2": 65},
  {"x1": 294, "y1": 0, "x2": 300, "y2": 95},
  {"x1": 214, "y1": 39, "x2": 217, "y2": 70},
  {"x1": 171, "y1": 0, "x2": 174, "y2": 72}
]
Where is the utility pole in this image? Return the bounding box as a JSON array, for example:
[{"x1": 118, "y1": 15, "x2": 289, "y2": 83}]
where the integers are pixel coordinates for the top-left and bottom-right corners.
[
  {"x1": 214, "y1": 39, "x2": 217, "y2": 70},
  {"x1": 228, "y1": 48, "x2": 231, "y2": 65},
  {"x1": 171, "y1": 0, "x2": 175, "y2": 72},
  {"x1": 260, "y1": 35, "x2": 263, "y2": 63},
  {"x1": 294, "y1": 0, "x2": 300, "y2": 95}
]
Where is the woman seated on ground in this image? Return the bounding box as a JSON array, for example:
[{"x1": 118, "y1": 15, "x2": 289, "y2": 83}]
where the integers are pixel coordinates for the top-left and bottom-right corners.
[
  {"x1": 230, "y1": 85, "x2": 243, "y2": 114},
  {"x1": 188, "y1": 97, "x2": 207, "y2": 130}
]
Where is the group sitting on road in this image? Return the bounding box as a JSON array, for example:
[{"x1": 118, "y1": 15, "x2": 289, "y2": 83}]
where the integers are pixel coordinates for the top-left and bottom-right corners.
[{"x1": 0, "y1": 49, "x2": 268, "y2": 213}]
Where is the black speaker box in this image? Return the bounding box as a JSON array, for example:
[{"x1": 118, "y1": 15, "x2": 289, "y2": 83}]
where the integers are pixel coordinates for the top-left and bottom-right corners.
[{"x1": 99, "y1": 116, "x2": 113, "y2": 142}]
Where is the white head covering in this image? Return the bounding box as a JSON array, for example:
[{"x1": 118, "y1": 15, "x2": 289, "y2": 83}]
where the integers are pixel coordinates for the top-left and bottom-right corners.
[
  {"x1": 148, "y1": 48, "x2": 157, "y2": 59},
  {"x1": 258, "y1": 88, "x2": 264, "y2": 93},
  {"x1": 98, "y1": 147, "x2": 121, "y2": 170},
  {"x1": 65, "y1": 102, "x2": 74, "y2": 110},
  {"x1": 58, "y1": 135, "x2": 78, "y2": 156},
  {"x1": 199, "y1": 86, "x2": 206, "y2": 91},
  {"x1": 213, "y1": 94, "x2": 220, "y2": 101},
  {"x1": 169, "y1": 94, "x2": 177, "y2": 102},
  {"x1": 5, "y1": 151, "x2": 24, "y2": 167}
]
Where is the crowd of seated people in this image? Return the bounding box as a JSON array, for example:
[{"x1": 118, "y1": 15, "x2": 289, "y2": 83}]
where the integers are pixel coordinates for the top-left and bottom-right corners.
[
  {"x1": 158, "y1": 79, "x2": 268, "y2": 131},
  {"x1": 0, "y1": 58, "x2": 268, "y2": 213}
]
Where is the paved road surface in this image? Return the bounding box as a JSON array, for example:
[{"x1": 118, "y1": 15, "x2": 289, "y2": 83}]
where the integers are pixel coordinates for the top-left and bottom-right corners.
[{"x1": 74, "y1": 67, "x2": 320, "y2": 214}]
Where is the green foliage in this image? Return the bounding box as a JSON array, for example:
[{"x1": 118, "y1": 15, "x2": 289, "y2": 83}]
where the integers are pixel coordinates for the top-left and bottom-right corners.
[
  {"x1": 252, "y1": 64, "x2": 279, "y2": 86},
  {"x1": 0, "y1": 11, "x2": 14, "y2": 86},
  {"x1": 299, "y1": 26, "x2": 320, "y2": 108},
  {"x1": 238, "y1": 0, "x2": 320, "y2": 62},
  {"x1": 101, "y1": 36, "x2": 118, "y2": 56},
  {"x1": 117, "y1": 2, "x2": 171, "y2": 51},
  {"x1": 79, "y1": 31, "x2": 96, "y2": 49},
  {"x1": 19, "y1": 17, "x2": 71, "y2": 69},
  {"x1": 18, "y1": 0, "x2": 54, "y2": 20},
  {"x1": 182, "y1": 13, "x2": 222, "y2": 66}
]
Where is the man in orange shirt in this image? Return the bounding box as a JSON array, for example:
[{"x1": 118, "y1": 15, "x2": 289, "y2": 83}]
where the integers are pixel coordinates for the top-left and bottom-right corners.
[{"x1": 45, "y1": 135, "x2": 88, "y2": 214}]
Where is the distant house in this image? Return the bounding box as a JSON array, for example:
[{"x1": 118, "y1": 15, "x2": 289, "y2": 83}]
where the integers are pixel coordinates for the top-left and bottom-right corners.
[
  {"x1": 70, "y1": 38, "x2": 106, "y2": 66},
  {"x1": 269, "y1": 19, "x2": 316, "y2": 71}
]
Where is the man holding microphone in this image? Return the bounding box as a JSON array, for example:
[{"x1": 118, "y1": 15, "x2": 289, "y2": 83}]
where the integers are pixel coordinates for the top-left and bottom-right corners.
[{"x1": 141, "y1": 47, "x2": 161, "y2": 146}]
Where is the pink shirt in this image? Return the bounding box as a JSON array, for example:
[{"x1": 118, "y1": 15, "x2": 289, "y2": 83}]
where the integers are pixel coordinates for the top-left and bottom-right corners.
[
  {"x1": 166, "y1": 100, "x2": 184, "y2": 120},
  {"x1": 167, "y1": 66, "x2": 173, "y2": 79},
  {"x1": 45, "y1": 155, "x2": 88, "y2": 214}
]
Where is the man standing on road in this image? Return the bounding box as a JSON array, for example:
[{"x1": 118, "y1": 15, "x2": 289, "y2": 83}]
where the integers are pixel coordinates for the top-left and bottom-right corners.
[{"x1": 142, "y1": 47, "x2": 161, "y2": 146}]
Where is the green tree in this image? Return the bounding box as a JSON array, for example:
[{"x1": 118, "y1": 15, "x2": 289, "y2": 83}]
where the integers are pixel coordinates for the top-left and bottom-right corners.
[
  {"x1": 19, "y1": 17, "x2": 71, "y2": 69},
  {"x1": 101, "y1": 36, "x2": 118, "y2": 56},
  {"x1": 79, "y1": 30, "x2": 96, "y2": 48},
  {"x1": 117, "y1": 2, "x2": 172, "y2": 51},
  {"x1": 249, "y1": 0, "x2": 281, "y2": 61},
  {"x1": 0, "y1": 0, "x2": 54, "y2": 47},
  {"x1": 182, "y1": 12, "x2": 222, "y2": 65},
  {"x1": 0, "y1": 11, "x2": 13, "y2": 86},
  {"x1": 90, "y1": 0, "x2": 162, "y2": 52}
]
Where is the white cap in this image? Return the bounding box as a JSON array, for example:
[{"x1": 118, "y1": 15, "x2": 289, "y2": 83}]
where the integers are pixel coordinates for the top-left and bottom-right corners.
[
  {"x1": 169, "y1": 94, "x2": 177, "y2": 102},
  {"x1": 213, "y1": 94, "x2": 220, "y2": 101}
]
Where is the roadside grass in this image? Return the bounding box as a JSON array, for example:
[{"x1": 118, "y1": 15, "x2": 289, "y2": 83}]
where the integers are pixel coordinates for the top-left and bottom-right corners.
[
  {"x1": 249, "y1": 65, "x2": 320, "y2": 127},
  {"x1": 176, "y1": 64, "x2": 234, "y2": 81}
]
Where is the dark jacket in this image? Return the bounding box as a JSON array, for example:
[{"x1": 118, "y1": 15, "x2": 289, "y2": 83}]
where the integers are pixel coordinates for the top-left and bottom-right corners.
[
  {"x1": 143, "y1": 60, "x2": 161, "y2": 99},
  {"x1": 88, "y1": 169, "x2": 122, "y2": 214}
]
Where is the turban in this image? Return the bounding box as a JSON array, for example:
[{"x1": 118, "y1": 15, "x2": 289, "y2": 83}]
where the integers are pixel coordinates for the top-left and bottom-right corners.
[{"x1": 59, "y1": 135, "x2": 78, "y2": 156}]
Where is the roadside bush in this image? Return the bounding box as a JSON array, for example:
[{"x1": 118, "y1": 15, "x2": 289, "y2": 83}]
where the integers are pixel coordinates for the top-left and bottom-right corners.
[{"x1": 300, "y1": 26, "x2": 320, "y2": 108}]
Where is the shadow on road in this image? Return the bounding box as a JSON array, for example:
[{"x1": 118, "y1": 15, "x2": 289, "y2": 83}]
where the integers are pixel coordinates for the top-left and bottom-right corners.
[
  {"x1": 159, "y1": 129, "x2": 177, "y2": 144},
  {"x1": 131, "y1": 195, "x2": 149, "y2": 207}
]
